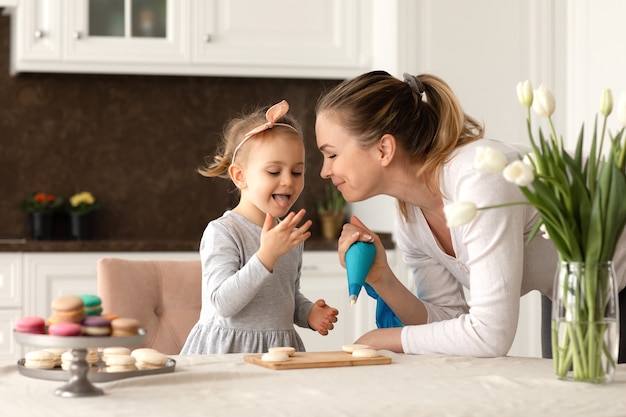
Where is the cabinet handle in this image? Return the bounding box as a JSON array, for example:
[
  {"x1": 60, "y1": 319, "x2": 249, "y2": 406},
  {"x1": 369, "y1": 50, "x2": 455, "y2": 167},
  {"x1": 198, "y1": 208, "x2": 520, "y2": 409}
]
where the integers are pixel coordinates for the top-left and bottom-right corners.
[
  {"x1": 301, "y1": 265, "x2": 318, "y2": 271},
  {"x1": 34, "y1": 30, "x2": 44, "y2": 39},
  {"x1": 73, "y1": 31, "x2": 82, "y2": 40},
  {"x1": 203, "y1": 34, "x2": 212, "y2": 43}
]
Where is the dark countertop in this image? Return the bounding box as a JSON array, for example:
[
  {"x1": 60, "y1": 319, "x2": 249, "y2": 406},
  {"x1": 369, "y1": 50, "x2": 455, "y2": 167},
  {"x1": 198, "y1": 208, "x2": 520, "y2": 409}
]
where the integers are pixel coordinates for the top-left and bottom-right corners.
[{"x1": 0, "y1": 233, "x2": 394, "y2": 252}]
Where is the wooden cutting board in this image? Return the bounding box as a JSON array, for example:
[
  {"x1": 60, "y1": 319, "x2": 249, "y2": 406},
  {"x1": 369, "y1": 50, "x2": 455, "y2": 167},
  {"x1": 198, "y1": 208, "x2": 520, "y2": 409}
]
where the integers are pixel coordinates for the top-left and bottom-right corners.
[{"x1": 244, "y1": 350, "x2": 391, "y2": 370}]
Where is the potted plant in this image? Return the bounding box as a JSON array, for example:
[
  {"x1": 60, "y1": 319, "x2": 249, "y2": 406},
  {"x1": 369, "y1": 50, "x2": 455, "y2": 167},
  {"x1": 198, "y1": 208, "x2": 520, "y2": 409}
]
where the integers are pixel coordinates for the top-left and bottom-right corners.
[
  {"x1": 66, "y1": 191, "x2": 101, "y2": 240},
  {"x1": 317, "y1": 185, "x2": 347, "y2": 240},
  {"x1": 21, "y1": 192, "x2": 64, "y2": 240}
]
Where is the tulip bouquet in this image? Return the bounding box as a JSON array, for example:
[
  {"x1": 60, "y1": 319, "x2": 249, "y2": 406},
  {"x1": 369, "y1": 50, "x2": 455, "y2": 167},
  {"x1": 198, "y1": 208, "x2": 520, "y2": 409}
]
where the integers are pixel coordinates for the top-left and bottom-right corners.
[{"x1": 444, "y1": 82, "x2": 626, "y2": 382}]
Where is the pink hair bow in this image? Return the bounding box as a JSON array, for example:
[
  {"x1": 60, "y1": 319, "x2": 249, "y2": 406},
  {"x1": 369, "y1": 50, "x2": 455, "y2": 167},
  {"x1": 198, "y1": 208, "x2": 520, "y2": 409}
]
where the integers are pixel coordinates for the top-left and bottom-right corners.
[{"x1": 231, "y1": 100, "x2": 298, "y2": 164}]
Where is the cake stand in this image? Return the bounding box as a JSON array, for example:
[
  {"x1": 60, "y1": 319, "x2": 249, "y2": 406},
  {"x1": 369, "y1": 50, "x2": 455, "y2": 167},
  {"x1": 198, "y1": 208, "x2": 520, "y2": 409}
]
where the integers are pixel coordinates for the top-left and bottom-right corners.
[{"x1": 15, "y1": 329, "x2": 146, "y2": 398}]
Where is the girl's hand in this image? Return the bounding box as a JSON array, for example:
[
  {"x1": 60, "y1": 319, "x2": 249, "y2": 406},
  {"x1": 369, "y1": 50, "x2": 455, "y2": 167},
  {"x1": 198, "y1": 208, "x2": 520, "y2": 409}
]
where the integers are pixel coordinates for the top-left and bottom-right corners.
[
  {"x1": 338, "y1": 215, "x2": 388, "y2": 285},
  {"x1": 257, "y1": 209, "x2": 312, "y2": 271},
  {"x1": 307, "y1": 299, "x2": 339, "y2": 335}
]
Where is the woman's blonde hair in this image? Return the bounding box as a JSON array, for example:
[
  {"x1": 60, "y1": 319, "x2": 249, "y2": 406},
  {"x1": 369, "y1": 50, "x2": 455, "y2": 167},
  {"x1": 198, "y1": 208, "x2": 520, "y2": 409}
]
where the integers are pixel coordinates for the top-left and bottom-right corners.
[
  {"x1": 199, "y1": 104, "x2": 303, "y2": 179},
  {"x1": 315, "y1": 70, "x2": 484, "y2": 218}
]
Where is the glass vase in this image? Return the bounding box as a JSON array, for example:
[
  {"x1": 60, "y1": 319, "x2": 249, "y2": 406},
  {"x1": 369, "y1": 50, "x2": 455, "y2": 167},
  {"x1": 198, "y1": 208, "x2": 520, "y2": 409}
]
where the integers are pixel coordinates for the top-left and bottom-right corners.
[{"x1": 551, "y1": 261, "x2": 620, "y2": 383}]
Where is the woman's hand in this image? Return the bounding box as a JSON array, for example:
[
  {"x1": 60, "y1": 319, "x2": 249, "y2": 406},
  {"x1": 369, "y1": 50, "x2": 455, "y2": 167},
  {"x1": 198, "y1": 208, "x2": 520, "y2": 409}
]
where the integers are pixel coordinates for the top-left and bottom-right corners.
[
  {"x1": 355, "y1": 328, "x2": 404, "y2": 353},
  {"x1": 338, "y1": 215, "x2": 389, "y2": 285}
]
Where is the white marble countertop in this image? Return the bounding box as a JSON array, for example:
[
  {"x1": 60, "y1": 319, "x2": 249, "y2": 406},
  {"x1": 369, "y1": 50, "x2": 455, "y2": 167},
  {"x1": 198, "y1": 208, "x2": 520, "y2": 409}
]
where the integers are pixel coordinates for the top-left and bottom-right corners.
[{"x1": 2, "y1": 352, "x2": 626, "y2": 417}]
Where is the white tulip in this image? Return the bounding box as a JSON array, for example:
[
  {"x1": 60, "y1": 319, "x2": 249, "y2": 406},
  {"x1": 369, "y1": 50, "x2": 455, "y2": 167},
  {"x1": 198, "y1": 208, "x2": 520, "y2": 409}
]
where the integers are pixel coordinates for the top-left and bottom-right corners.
[
  {"x1": 532, "y1": 84, "x2": 556, "y2": 118},
  {"x1": 444, "y1": 201, "x2": 478, "y2": 228},
  {"x1": 539, "y1": 224, "x2": 550, "y2": 240},
  {"x1": 474, "y1": 147, "x2": 508, "y2": 173},
  {"x1": 617, "y1": 92, "x2": 626, "y2": 128},
  {"x1": 503, "y1": 160, "x2": 535, "y2": 187},
  {"x1": 599, "y1": 89, "x2": 613, "y2": 117},
  {"x1": 516, "y1": 80, "x2": 533, "y2": 108}
]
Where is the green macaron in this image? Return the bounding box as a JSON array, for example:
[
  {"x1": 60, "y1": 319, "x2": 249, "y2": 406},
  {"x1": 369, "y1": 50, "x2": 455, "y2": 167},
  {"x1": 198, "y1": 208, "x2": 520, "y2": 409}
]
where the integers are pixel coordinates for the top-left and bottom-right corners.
[{"x1": 79, "y1": 294, "x2": 103, "y2": 316}]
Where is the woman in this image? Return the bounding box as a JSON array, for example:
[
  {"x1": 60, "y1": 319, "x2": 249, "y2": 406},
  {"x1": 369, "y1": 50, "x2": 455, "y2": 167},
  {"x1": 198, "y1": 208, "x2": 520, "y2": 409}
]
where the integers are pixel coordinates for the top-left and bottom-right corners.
[{"x1": 314, "y1": 70, "x2": 626, "y2": 357}]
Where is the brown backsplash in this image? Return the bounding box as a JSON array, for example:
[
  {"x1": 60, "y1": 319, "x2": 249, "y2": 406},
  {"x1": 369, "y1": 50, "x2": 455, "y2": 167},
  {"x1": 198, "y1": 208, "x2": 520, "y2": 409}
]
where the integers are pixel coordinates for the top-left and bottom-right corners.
[{"x1": 0, "y1": 14, "x2": 342, "y2": 242}]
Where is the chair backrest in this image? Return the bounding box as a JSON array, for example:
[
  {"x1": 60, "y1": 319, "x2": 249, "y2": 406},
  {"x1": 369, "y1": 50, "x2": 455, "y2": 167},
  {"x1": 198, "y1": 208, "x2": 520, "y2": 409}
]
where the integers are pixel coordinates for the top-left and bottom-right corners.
[{"x1": 97, "y1": 258, "x2": 202, "y2": 355}]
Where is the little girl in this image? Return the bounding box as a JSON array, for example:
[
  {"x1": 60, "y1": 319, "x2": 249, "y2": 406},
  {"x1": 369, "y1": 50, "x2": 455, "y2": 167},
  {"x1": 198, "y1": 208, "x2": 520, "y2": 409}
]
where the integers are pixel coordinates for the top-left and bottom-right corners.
[{"x1": 181, "y1": 100, "x2": 339, "y2": 354}]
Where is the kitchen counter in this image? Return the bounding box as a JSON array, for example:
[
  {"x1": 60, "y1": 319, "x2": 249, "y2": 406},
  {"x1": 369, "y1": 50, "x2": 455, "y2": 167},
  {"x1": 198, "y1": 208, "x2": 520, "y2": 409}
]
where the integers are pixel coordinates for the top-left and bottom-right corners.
[
  {"x1": 3, "y1": 352, "x2": 626, "y2": 417},
  {"x1": 0, "y1": 233, "x2": 394, "y2": 252}
]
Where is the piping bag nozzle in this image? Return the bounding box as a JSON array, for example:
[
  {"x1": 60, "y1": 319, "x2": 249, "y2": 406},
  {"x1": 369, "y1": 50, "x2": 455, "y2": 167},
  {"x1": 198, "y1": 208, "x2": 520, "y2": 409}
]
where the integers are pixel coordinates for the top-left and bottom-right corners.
[{"x1": 346, "y1": 241, "x2": 376, "y2": 305}]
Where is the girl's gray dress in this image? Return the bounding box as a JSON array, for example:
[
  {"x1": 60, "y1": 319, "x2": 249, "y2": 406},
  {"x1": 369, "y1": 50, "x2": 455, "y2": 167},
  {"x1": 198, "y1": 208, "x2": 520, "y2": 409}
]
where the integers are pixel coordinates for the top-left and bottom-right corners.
[{"x1": 180, "y1": 211, "x2": 313, "y2": 354}]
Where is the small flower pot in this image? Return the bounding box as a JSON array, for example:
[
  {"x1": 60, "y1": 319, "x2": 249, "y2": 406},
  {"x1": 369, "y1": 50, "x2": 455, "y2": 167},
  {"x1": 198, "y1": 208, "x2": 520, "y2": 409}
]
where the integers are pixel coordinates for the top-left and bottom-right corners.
[
  {"x1": 29, "y1": 212, "x2": 54, "y2": 240},
  {"x1": 70, "y1": 213, "x2": 94, "y2": 240},
  {"x1": 319, "y1": 212, "x2": 345, "y2": 240}
]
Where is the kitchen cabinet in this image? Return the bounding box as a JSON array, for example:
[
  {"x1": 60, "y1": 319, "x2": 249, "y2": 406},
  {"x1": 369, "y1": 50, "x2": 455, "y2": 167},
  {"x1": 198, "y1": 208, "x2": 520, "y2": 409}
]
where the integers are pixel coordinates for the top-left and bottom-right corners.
[
  {"x1": 6, "y1": 0, "x2": 388, "y2": 78},
  {"x1": 2, "y1": 251, "x2": 199, "y2": 358},
  {"x1": 0, "y1": 253, "x2": 22, "y2": 361}
]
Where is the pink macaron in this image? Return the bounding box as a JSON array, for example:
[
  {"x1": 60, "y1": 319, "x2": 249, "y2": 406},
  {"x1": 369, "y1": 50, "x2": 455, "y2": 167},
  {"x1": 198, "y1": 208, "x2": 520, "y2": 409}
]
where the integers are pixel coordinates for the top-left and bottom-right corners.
[
  {"x1": 15, "y1": 316, "x2": 46, "y2": 334},
  {"x1": 48, "y1": 321, "x2": 82, "y2": 337}
]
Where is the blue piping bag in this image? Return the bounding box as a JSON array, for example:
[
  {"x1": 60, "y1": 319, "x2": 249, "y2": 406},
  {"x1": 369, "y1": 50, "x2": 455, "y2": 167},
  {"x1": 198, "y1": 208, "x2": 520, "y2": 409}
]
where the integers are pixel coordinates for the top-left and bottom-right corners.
[{"x1": 345, "y1": 241, "x2": 376, "y2": 305}]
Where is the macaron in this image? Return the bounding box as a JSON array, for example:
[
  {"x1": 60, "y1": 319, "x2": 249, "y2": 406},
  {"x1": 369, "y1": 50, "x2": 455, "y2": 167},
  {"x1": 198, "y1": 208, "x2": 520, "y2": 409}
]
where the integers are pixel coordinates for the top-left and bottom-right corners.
[
  {"x1": 102, "y1": 346, "x2": 131, "y2": 361},
  {"x1": 106, "y1": 354, "x2": 137, "y2": 372},
  {"x1": 46, "y1": 315, "x2": 60, "y2": 327},
  {"x1": 48, "y1": 321, "x2": 82, "y2": 337},
  {"x1": 268, "y1": 346, "x2": 295, "y2": 356},
  {"x1": 79, "y1": 294, "x2": 103, "y2": 316},
  {"x1": 131, "y1": 348, "x2": 159, "y2": 358},
  {"x1": 134, "y1": 350, "x2": 169, "y2": 370},
  {"x1": 15, "y1": 316, "x2": 46, "y2": 334},
  {"x1": 110, "y1": 317, "x2": 141, "y2": 337},
  {"x1": 81, "y1": 316, "x2": 111, "y2": 336},
  {"x1": 24, "y1": 350, "x2": 56, "y2": 369},
  {"x1": 42, "y1": 348, "x2": 68, "y2": 366},
  {"x1": 341, "y1": 344, "x2": 370, "y2": 353},
  {"x1": 86, "y1": 348, "x2": 99, "y2": 366},
  {"x1": 51, "y1": 295, "x2": 85, "y2": 323},
  {"x1": 61, "y1": 350, "x2": 74, "y2": 370},
  {"x1": 101, "y1": 312, "x2": 120, "y2": 322},
  {"x1": 351, "y1": 348, "x2": 380, "y2": 358},
  {"x1": 261, "y1": 351, "x2": 290, "y2": 362}
]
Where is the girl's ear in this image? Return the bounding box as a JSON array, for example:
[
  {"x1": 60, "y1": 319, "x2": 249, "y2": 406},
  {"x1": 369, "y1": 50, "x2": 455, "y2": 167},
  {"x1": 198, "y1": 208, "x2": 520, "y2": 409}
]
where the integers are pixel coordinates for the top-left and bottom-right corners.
[
  {"x1": 229, "y1": 164, "x2": 247, "y2": 189},
  {"x1": 378, "y1": 133, "x2": 396, "y2": 167}
]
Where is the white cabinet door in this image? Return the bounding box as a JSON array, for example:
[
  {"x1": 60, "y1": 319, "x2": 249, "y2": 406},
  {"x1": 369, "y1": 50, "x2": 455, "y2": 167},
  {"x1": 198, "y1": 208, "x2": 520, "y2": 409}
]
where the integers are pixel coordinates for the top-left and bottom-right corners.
[
  {"x1": 192, "y1": 0, "x2": 371, "y2": 78},
  {"x1": 63, "y1": 0, "x2": 190, "y2": 66},
  {"x1": 0, "y1": 310, "x2": 24, "y2": 360},
  {"x1": 23, "y1": 253, "x2": 101, "y2": 320},
  {"x1": 297, "y1": 251, "x2": 378, "y2": 352},
  {"x1": 10, "y1": 0, "x2": 61, "y2": 66},
  {"x1": 0, "y1": 253, "x2": 22, "y2": 308},
  {"x1": 0, "y1": 253, "x2": 23, "y2": 360}
]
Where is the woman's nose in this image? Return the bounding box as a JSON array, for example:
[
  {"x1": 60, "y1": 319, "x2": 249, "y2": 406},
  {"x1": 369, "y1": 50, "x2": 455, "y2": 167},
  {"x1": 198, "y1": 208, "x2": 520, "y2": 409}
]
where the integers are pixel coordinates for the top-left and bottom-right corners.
[{"x1": 320, "y1": 160, "x2": 331, "y2": 179}]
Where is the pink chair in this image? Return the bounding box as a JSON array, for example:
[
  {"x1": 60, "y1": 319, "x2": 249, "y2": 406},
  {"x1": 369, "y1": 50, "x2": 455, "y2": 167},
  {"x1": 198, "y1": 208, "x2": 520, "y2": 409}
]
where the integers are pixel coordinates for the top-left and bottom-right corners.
[{"x1": 97, "y1": 258, "x2": 202, "y2": 355}]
